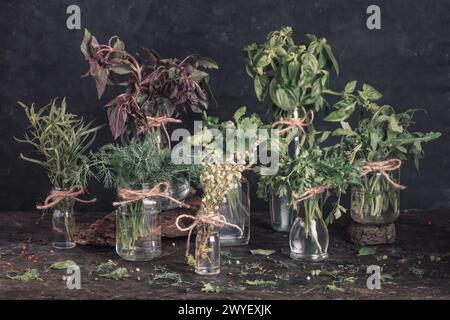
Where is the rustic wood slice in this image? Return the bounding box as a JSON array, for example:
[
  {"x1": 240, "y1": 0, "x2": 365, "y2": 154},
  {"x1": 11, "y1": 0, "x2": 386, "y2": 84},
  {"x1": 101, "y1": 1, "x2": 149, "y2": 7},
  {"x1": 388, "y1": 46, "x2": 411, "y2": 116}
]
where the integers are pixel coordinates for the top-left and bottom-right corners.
[
  {"x1": 347, "y1": 222, "x2": 396, "y2": 246},
  {"x1": 74, "y1": 196, "x2": 201, "y2": 247}
]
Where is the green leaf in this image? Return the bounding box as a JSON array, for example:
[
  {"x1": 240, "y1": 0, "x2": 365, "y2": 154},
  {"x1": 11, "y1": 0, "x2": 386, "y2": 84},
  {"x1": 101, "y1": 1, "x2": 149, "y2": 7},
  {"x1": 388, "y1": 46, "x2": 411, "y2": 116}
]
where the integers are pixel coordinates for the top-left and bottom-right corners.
[
  {"x1": 323, "y1": 43, "x2": 339, "y2": 75},
  {"x1": 363, "y1": 84, "x2": 383, "y2": 101},
  {"x1": 357, "y1": 247, "x2": 377, "y2": 256},
  {"x1": 345, "y1": 81, "x2": 357, "y2": 93},
  {"x1": 324, "y1": 101, "x2": 356, "y2": 122},
  {"x1": 246, "y1": 279, "x2": 277, "y2": 287},
  {"x1": 201, "y1": 282, "x2": 221, "y2": 293},
  {"x1": 326, "y1": 283, "x2": 345, "y2": 292},
  {"x1": 250, "y1": 249, "x2": 275, "y2": 256},
  {"x1": 256, "y1": 55, "x2": 272, "y2": 69},
  {"x1": 409, "y1": 267, "x2": 425, "y2": 279},
  {"x1": 254, "y1": 75, "x2": 268, "y2": 101},
  {"x1": 288, "y1": 60, "x2": 300, "y2": 80},
  {"x1": 381, "y1": 273, "x2": 394, "y2": 282},
  {"x1": 388, "y1": 116, "x2": 403, "y2": 133},
  {"x1": 233, "y1": 106, "x2": 247, "y2": 123},
  {"x1": 80, "y1": 29, "x2": 92, "y2": 59},
  {"x1": 50, "y1": 260, "x2": 78, "y2": 270},
  {"x1": 7, "y1": 269, "x2": 43, "y2": 282},
  {"x1": 301, "y1": 53, "x2": 319, "y2": 75},
  {"x1": 100, "y1": 267, "x2": 129, "y2": 280},
  {"x1": 109, "y1": 65, "x2": 131, "y2": 75}
]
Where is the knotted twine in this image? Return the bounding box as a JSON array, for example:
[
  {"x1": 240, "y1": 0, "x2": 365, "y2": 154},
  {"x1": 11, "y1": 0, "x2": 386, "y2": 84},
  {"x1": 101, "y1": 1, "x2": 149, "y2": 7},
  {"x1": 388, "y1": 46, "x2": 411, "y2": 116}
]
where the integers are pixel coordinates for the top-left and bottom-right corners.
[
  {"x1": 175, "y1": 212, "x2": 243, "y2": 257},
  {"x1": 36, "y1": 187, "x2": 96, "y2": 210},
  {"x1": 272, "y1": 110, "x2": 314, "y2": 136},
  {"x1": 292, "y1": 185, "x2": 330, "y2": 204},
  {"x1": 146, "y1": 116, "x2": 182, "y2": 149},
  {"x1": 113, "y1": 182, "x2": 191, "y2": 208},
  {"x1": 360, "y1": 158, "x2": 406, "y2": 190}
]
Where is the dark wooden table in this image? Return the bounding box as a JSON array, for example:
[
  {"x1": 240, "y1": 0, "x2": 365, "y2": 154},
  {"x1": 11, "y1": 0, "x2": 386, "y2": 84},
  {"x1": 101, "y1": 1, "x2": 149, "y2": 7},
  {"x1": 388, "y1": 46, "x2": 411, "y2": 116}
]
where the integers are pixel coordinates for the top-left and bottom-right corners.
[{"x1": 0, "y1": 210, "x2": 449, "y2": 300}]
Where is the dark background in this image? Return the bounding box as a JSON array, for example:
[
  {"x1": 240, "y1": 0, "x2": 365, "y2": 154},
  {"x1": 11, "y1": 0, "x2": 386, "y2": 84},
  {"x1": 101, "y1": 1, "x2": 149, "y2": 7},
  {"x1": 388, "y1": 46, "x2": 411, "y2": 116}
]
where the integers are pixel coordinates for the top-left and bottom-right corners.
[{"x1": 0, "y1": 0, "x2": 448, "y2": 212}]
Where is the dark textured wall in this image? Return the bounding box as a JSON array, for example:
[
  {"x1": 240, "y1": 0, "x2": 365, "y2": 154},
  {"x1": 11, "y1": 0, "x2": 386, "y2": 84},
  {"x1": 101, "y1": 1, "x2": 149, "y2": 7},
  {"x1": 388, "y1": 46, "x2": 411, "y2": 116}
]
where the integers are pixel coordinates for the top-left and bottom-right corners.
[{"x1": 0, "y1": 0, "x2": 449, "y2": 212}]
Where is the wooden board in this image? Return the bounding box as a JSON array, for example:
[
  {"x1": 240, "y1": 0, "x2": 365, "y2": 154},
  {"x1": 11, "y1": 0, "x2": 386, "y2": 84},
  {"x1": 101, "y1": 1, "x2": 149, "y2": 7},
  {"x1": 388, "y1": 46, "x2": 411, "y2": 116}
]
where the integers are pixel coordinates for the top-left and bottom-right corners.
[{"x1": 0, "y1": 210, "x2": 449, "y2": 300}]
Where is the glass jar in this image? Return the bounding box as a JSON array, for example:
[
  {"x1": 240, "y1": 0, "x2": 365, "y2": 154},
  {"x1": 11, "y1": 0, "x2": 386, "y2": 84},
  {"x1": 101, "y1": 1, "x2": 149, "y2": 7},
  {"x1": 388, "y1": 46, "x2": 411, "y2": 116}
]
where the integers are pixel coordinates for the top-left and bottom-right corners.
[
  {"x1": 289, "y1": 196, "x2": 329, "y2": 261},
  {"x1": 270, "y1": 195, "x2": 295, "y2": 232},
  {"x1": 219, "y1": 178, "x2": 250, "y2": 246},
  {"x1": 195, "y1": 212, "x2": 221, "y2": 275},
  {"x1": 351, "y1": 169, "x2": 400, "y2": 225},
  {"x1": 160, "y1": 178, "x2": 191, "y2": 211},
  {"x1": 52, "y1": 189, "x2": 76, "y2": 249},
  {"x1": 116, "y1": 184, "x2": 162, "y2": 261}
]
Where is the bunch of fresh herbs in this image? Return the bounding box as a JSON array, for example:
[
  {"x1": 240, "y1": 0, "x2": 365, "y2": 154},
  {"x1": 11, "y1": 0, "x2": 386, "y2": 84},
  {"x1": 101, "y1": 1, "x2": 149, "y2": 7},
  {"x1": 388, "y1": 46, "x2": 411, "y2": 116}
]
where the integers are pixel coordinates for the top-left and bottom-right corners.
[
  {"x1": 15, "y1": 98, "x2": 102, "y2": 189},
  {"x1": 81, "y1": 29, "x2": 218, "y2": 140},
  {"x1": 244, "y1": 26, "x2": 339, "y2": 119}
]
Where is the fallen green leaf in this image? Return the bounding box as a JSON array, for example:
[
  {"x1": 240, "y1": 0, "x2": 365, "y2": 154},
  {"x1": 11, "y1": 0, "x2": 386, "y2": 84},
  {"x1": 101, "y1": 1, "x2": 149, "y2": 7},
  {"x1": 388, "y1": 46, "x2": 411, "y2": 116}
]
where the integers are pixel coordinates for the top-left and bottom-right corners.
[
  {"x1": 201, "y1": 282, "x2": 221, "y2": 293},
  {"x1": 250, "y1": 249, "x2": 275, "y2": 256},
  {"x1": 100, "y1": 267, "x2": 129, "y2": 280},
  {"x1": 7, "y1": 269, "x2": 43, "y2": 282},
  {"x1": 409, "y1": 267, "x2": 425, "y2": 279},
  {"x1": 326, "y1": 283, "x2": 345, "y2": 293},
  {"x1": 96, "y1": 260, "x2": 116, "y2": 273},
  {"x1": 357, "y1": 247, "x2": 377, "y2": 256},
  {"x1": 245, "y1": 279, "x2": 277, "y2": 287},
  {"x1": 50, "y1": 260, "x2": 78, "y2": 270}
]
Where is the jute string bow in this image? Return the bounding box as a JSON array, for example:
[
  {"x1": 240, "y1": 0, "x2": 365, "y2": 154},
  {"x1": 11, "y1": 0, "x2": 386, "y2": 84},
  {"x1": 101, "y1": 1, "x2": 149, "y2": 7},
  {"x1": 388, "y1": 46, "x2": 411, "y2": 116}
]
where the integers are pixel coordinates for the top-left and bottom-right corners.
[
  {"x1": 272, "y1": 110, "x2": 314, "y2": 135},
  {"x1": 175, "y1": 213, "x2": 243, "y2": 257},
  {"x1": 113, "y1": 182, "x2": 191, "y2": 208},
  {"x1": 360, "y1": 159, "x2": 406, "y2": 190},
  {"x1": 36, "y1": 187, "x2": 96, "y2": 210},
  {"x1": 146, "y1": 116, "x2": 182, "y2": 149},
  {"x1": 292, "y1": 185, "x2": 330, "y2": 204}
]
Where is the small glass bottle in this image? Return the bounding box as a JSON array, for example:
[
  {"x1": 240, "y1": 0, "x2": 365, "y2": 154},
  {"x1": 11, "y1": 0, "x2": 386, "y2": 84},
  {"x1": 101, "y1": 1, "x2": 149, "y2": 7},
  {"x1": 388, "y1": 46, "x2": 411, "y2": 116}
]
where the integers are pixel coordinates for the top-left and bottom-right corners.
[
  {"x1": 195, "y1": 211, "x2": 221, "y2": 275},
  {"x1": 289, "y1": 195, "x2": 329, "y2": 261},
  {"x1": 270, "y1": 195, "x2": 295, "y2": 232},
  {"x1": 116, "y1": 183, "x2": 162, "y2": 261},
  {"x1": 351, "y1": 168, "x2": 400, "y2": 225},
  {"x1": 52, "y1": 188, "x2": 76, "y2": 249},
  {"x1": 219, "y1": 178, "x2": 250, "y2": 246}
]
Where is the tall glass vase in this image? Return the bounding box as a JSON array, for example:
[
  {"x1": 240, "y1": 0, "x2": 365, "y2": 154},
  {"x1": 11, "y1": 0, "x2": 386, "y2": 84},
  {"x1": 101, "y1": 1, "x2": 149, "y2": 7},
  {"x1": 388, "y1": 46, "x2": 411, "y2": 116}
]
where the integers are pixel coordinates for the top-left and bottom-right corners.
[
  {"x1": 116, "y1": 184, "x2": 162, "y2": 261},
  {"x1": 219, "y1": 178, "x2": 250, "y2": 246},
  {"x1": 52, "y1": 190, "x2": 76, "y2": 249},
  {"x1": 195, "y1": 211, "x2": 221, "y2": 275},
  {"x1": 289, "y1": 195, "x2": 329, "y2": 261},
  {"x1": 350, "y1": 169, "x2": 400, "y2": 225}
]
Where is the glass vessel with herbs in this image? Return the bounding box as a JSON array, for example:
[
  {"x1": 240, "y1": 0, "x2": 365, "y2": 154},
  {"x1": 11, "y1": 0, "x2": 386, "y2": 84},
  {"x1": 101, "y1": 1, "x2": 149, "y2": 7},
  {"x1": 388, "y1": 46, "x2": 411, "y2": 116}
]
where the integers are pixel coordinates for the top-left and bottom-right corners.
[
  {"x1": 80, "y1": 29, "x2": 217, "y2": 145},
  {"x1": 177, "y1": 161, "x2": 246, "y2": 275},
  {"x1": 80, "y1": 30, "x2": 217, "y2": 209},
  {"x1": 257, "y1": 137, "x2": 361, "y2": 260},
  {"x1": 324, "y1": 82, "x2": 441, "y2": 225},
  {"x1": 244, "y1": 27, "x2": 339, "y2": 232},
  {"x1": 15, "y1": 98, "x2": 101, "y2": 249},
  {"x1": 91, "y1": 135, "x2": 197, "y2": 261},
  {"x1": 198, "y1": 107, "x2": 265, "y2": 246}
]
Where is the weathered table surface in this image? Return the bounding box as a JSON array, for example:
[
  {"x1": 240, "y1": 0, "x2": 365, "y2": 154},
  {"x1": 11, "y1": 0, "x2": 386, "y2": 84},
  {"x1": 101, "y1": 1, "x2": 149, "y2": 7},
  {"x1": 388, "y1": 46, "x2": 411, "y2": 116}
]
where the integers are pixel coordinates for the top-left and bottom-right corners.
[{"x1": 0, "y1": 210, "x2": 449, "y2": 300}]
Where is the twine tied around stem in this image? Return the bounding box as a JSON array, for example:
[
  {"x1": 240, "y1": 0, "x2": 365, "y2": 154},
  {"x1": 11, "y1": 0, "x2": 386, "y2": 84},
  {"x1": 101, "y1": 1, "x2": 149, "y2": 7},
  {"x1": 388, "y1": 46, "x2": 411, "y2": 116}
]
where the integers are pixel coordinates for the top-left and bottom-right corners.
[
  {"x1": 360, "y1": 158, "x2": 406, "y2": 190},
  {"x1": 112, "y1": 182, "x2": 191, "y2": 208},
  {"x1": 292, "y1": 185, "x2": 330, "y2": 204},
  {"x1": 175, "y1": 213, "x2": 244, "y2": 257},
  {"x1": 272, "y1": 110, "x2": 314, "y2": 136},
  {"x1": 36, "y1": 187, "x2": 96, "y2": 210},
  {"x1": 146, "y1": 116, "x2": 182, "y2": 149}
]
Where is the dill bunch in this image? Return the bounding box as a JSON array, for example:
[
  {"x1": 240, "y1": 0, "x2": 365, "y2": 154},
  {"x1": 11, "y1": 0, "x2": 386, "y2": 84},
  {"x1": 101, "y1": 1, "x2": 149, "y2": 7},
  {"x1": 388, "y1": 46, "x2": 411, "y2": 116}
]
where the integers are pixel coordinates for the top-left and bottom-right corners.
[{"x1": 91, "y1": 134, "x2": 200, "y2": 188}]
